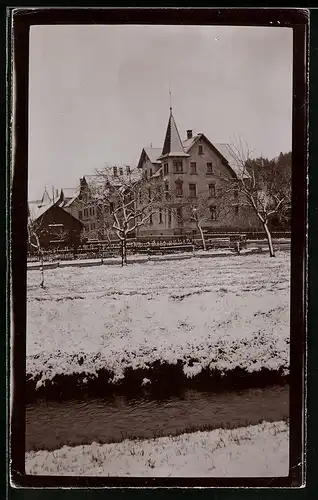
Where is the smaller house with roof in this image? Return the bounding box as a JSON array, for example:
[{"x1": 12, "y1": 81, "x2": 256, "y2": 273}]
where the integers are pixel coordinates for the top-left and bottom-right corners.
[{"x1": 28, "y1": 190, "x2": 84, "y2": 249}]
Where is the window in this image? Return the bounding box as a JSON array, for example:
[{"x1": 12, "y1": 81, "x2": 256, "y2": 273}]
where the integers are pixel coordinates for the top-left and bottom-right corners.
[
  {"x1": 206, "y1": 162, "x2": 214, "y2": 175},
  {"x1": 84, "y1": 208, "x2": 88, "y2": 217},
  {"x1": 168, "y1": 209, "x2": 172, "y2": 227},
  {"x1": 148, "y1": 188, "x2": 152, "y2": 200},
  {"x1": 149, "y1": 213, "x2": 153, "y2": 225},
  {"x1": 209, "y1": 183, "x2": 216, "y2": 198},
  {"x1": 190, "y1": 162, "x2": 197, "y2": 175},
  {"x1": 109, "y1": 202, "x2": 114, "y2": 213},
  {"x1": 234, "y1": 205, "x2": 239, "y2": 215},
  {"x1": 189, "y1": 183, "x2": 197, "y2": 198},
  {"x1": 165, "y1": 182, "x2": 170, "y2": 200},
  {"x1": 126, "y1": 166, "x2": 131, "y2": 175},
  {"x1": 144, "y1": 170, "x2": 148, "y2": 181},
  {"x1": 149, "y1": 168, "x2": 153, "y2": 178},
  {"x1": 78, "y1": 211, "x2": 83, "y2": 220},
  {"x1": 210, "y1": 205, "x2": 217, "y2": 220},
  {"x1": 173, "y1": 160, "x2": 183, "y2": 174},
  {"x1": 175, "y1": 180, "x2": 183, "y2": 197},
  {"x1": 176, "y1": 207, "x2": 183, "y2": 226},
  {"x1": 164, "y1": 163, "x2": 169, "y2": 175},
  {"x1": 119, "y1": 167, "x2": 123, "y2": 176},
  {"x1": 159, "y1": 209, "x2": 163, "y2": 224},
  {"x1": 91, "y1": 222, "x2": 96, "y2": 230},
  {"x1": 198, "y1": 145, "x2": 203, "y2": 155},
  {"x1": 234, "y1": 188, "x2": 239, "y2": 200},
  {"x1": 113, "y1": 166, "x2": 118, "y2": 176},
  {"x1": 139, "y1": 191, "x2": 143, "y2": 204}
]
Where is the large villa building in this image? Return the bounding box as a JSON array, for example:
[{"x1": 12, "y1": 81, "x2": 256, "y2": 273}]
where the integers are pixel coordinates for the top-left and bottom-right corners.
[{"x1": 135, "y1": 107, "x2": 261, "y2": 237}]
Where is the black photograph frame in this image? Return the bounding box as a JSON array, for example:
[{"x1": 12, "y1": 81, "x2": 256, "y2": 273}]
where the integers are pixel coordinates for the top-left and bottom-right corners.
[{"x1": 8, "y1": 7, "x2": 308, "y2": 491}]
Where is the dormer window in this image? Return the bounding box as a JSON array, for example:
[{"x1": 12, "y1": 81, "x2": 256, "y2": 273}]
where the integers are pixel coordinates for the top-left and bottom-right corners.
[
  {"x1": 126, "y1": 166, "x2": 131, "y2": 175},
  {"x1": 198, "y1": 145, "x2": 204, "y2": 155},
  {"x1": 113, "y1": 166, "x2": 118, "y2": 176},
  {"x1": 119, "y1": 167, "x2": 123, "y2": 176},
  {"x1": 164, "y1": 163, "x2": 169, "y2": 175},
  {"x1": 149, "y1": 168, "x2": 153, "y2": 178}
]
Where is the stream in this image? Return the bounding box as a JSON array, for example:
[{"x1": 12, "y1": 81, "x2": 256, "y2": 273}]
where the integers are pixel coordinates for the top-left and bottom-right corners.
[{"x1": 26, "y1": 384, "x2": 289, "y2": 452}]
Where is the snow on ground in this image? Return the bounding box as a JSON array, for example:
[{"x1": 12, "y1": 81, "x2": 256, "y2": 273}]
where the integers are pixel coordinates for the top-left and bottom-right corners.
[
  {"x1": 25, "y1": 420, "x2": 289, "y2": 477},
  {"x1": 27, "y1": 252, "x2": 290, "y2": 386}
]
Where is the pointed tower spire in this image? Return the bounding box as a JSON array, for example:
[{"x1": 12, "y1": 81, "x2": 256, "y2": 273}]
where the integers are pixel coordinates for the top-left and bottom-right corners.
[
  {"x1": 41, "y1": 187, "x2": 52, "y2": 206},
  {"x1": 159, "y1": 107, "x2": 189, "y2": 160}
]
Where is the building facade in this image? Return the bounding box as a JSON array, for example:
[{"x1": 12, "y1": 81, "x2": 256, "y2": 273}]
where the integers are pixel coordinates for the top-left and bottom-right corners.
[
  {"x1": 28, "y1": 200, "x2": 83, "y2": 249},
  {"x1": 136, "y1": 108, "x2": 262, "y2": 237}
]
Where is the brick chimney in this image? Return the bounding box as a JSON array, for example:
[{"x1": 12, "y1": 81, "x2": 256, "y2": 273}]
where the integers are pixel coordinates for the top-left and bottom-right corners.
[{"x1": 187, "y1": 129, "x2": 193, "y2": 139}]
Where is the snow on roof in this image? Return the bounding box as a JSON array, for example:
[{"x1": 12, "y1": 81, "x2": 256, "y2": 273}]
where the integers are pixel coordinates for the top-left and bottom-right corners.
[
  {"x1": 182, "y1": 136, "x2": 198, "y2": 152},
  {"x1": 28, "y1": 201, "x2": 55, "y2": 221},
  {"x1": 61, "y1": 187, "x2": 79, "y2": 200},
  {"x1": 144, "y1": 148, "x2": 162, "y2": 164},
  {"x1": 152, "y1": 166, "x2": 163, "y2": 178}
]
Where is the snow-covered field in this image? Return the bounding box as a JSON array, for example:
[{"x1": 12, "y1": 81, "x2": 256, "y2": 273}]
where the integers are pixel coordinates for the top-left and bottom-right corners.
[
  {"x1": 27, "y1": 252, "x2": 290, "y2": 387},
  {"x1": 25, "y1": 420, "x2": 289, "y2": 477}
]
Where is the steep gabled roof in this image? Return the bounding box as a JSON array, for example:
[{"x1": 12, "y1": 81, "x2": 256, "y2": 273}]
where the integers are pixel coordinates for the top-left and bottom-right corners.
[
  {"x1": 183, "y1": 133, "x2": 248, "y2": 179},
  {"x1": 137, "y1": 148, "x2": 162, "y2": 169},
  {"x1": 144, "y1": 148, "x2": 162, "y2": 164},
  {"x1": 28, "y1": 201, "x2": 55, "y2": 221},
  {"x1": 159, "y1": 109, "x2": 189, "y2": 160},
  {"x1": 182, "y1": 135, "x2": 198, "y2": 152},
  {"x1": 41, "y1": 188, "x2": 52, "y2": 206},
  {"x1": 28, "y1": 200, "x2": 83, "y2": 226}
]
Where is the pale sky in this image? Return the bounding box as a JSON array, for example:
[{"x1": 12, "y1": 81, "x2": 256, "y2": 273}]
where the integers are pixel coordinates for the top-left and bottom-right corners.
[{"x1": 28, "y1": 24, "x2": 293, "y2": 200}]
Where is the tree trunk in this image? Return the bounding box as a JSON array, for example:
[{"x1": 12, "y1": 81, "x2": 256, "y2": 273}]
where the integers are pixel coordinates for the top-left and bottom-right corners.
[
  {"x1": 197, "y1": 223, "x2": 206, "y2": 251},
  {"x1": 34, "y1": 233, "x2": 45, "y2": 288},
  {"x1": 263, "y1": 221, "x2": 275, "y2": 257},
  {"x1": 120, "y1": 239, "x2": 124, "y2": 267},
  {"x1": 39, "y1": 248, "x2": 45, "y2": 288},
  {"x1": 123, "y1": 236, "x2": 128, "y2": 265}
]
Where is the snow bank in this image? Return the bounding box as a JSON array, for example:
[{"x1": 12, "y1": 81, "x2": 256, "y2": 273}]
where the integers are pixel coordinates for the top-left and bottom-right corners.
[
  {"x1": 25, "y1": 420, "x2": 289, "y2": 477},
  {"x1": 27, "y1": 253, "x2": 290, "y2": 387}
]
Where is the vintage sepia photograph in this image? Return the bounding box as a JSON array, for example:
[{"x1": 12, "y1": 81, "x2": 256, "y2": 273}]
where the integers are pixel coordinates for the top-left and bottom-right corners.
[{"x1": 9, "y1": 11, "x2": 307, "y2": 486}]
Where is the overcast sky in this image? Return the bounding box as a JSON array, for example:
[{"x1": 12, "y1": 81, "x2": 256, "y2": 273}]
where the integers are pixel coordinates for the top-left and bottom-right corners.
[{"x1": 28, "y1": 24, "x2": 293, "y2": 200}]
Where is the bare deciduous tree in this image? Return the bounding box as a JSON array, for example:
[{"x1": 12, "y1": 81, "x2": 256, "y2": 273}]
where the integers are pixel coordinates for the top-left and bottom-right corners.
[
  {"x1": 89, "y1": 166, "x2": 165, "y2": 266},
  {"x1": 27, "y1": 216, "x2": 45, "y2": 288},
  {"x1": 173, "y1": 192, "x2": 213, "y2": 251},
  {"x1": 216, "y1": 139, "x2": 291, "y2": 257}
]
